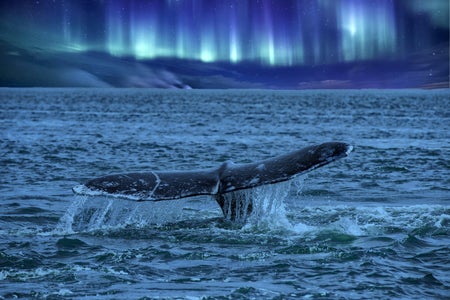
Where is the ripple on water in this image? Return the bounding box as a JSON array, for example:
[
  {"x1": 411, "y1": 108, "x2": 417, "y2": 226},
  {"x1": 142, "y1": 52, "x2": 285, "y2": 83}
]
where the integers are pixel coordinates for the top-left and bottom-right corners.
[{"x1": 1, "y1": 89, "x2": 449, "y2": 299}]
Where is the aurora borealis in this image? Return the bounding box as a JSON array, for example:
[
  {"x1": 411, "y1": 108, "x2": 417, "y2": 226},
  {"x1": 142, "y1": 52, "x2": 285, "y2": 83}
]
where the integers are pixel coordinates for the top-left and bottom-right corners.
[
  {"x1": 0, "y1": 0, "x2": 448, "y2": 88},
  {"x1": 76, "y1": 0, "x2": 398, "y2": 65}
]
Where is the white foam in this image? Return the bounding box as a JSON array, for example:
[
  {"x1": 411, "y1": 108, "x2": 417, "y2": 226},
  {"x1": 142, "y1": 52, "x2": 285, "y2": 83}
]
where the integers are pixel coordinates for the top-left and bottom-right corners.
[
  {"x1": 0, "y1": 270, "x2": 8, "y2": 280},
  {"x1": 0, "y1": 267, "x2": 59, "y2": 281},
  {"x1": 56, "y1": 289, "x2": 73, "y2": 296},
  {"x1": 345, "y1": 144, "x2": 354, "y2": 156},
  {"x1": 330, "y1": 217, "x2": 364, "y2": 236}
]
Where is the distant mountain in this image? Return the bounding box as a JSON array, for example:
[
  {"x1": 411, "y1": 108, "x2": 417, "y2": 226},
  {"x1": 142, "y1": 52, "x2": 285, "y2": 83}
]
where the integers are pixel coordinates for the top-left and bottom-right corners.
[{"x1": 0, "y1": 40, "x2": 448, "y2": 89}]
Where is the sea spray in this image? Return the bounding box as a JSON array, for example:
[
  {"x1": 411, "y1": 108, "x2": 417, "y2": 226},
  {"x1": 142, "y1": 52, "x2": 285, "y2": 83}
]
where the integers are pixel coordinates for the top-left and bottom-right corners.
[
  {"x1": 56, "y1": 195, "x2": 87, "y2": 234},
  {"x1": 218, "y1": 180, "x2": 298, "y2": 230},
  {"x1": 59, "y1": 178, "x2": 305, "y2": 233},
  {"x1": 56, "y1": 195, "x2": 186, "y2": 233},
  {"x1": 245, "y1": 181, "x2": 292, "y2": 229}
]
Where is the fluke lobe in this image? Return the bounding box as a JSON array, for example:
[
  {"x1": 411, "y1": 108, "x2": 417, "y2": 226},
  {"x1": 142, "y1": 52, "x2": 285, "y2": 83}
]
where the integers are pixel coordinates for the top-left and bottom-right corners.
[{"x1": 73, "y1": 142, "x2": 353, "y2": 220}]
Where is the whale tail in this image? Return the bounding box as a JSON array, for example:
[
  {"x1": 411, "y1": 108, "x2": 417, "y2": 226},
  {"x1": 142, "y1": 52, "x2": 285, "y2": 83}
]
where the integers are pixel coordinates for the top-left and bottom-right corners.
[{"x1": 73, "y1": 142, "x2": 353, "y2": 220}]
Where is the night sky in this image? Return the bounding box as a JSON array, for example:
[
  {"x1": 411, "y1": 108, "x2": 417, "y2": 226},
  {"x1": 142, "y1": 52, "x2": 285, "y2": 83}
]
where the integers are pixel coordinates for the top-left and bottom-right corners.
[{"x1": 0, "y1": 0, "x2": 448, "y2": 89}]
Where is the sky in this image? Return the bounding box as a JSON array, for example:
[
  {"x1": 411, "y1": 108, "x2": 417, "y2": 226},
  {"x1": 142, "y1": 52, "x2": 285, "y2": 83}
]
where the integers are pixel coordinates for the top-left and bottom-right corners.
[{"x1": 0, "y1": 0, "x2": 448, "y2": 89}]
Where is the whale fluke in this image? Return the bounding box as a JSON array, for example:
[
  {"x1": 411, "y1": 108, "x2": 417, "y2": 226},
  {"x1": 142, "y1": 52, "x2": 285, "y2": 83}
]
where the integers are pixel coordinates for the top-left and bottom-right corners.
[{"x1": 73, "y1": 142, "x2": 353, "y2": 219}]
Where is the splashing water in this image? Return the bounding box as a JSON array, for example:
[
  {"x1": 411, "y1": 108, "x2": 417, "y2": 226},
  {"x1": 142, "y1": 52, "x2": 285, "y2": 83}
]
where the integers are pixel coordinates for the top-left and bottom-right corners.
[
  {"x1": 246, "y1": 181, "x2": 293, "y2": 229},
  {"x1": 219, "y1": 180, "x2": 299, "y2": 230},
  {"x1": 56, "y1": 196, "x2": 186, "y2": 233},
  {"x1": 58, "y1": 178, "x2": 307, "y2": 233}
]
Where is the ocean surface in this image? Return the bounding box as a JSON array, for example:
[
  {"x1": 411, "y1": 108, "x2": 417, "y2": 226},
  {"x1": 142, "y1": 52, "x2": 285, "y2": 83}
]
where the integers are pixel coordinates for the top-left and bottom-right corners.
[{"x1": 1, "y1": 88, "x2": 449, "y2": 299}]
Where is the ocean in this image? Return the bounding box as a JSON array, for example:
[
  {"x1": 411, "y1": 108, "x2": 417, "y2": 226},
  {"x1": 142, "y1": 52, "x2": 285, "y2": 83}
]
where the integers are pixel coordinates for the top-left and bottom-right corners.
[{"x1": 1, "y1": 88, "x2": 449, "y2": 299}]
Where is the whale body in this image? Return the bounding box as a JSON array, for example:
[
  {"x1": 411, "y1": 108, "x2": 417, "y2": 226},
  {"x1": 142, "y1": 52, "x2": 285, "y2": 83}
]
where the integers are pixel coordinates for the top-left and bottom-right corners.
[{"x1": 73, "y1": 142, "x2": 353, "y2": 220}]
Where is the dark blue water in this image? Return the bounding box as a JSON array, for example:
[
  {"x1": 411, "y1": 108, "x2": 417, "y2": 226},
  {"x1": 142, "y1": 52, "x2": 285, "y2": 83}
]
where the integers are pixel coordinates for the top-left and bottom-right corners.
[{"x1": 1, "y1": 88, "x2": 449, "y2": 299}]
